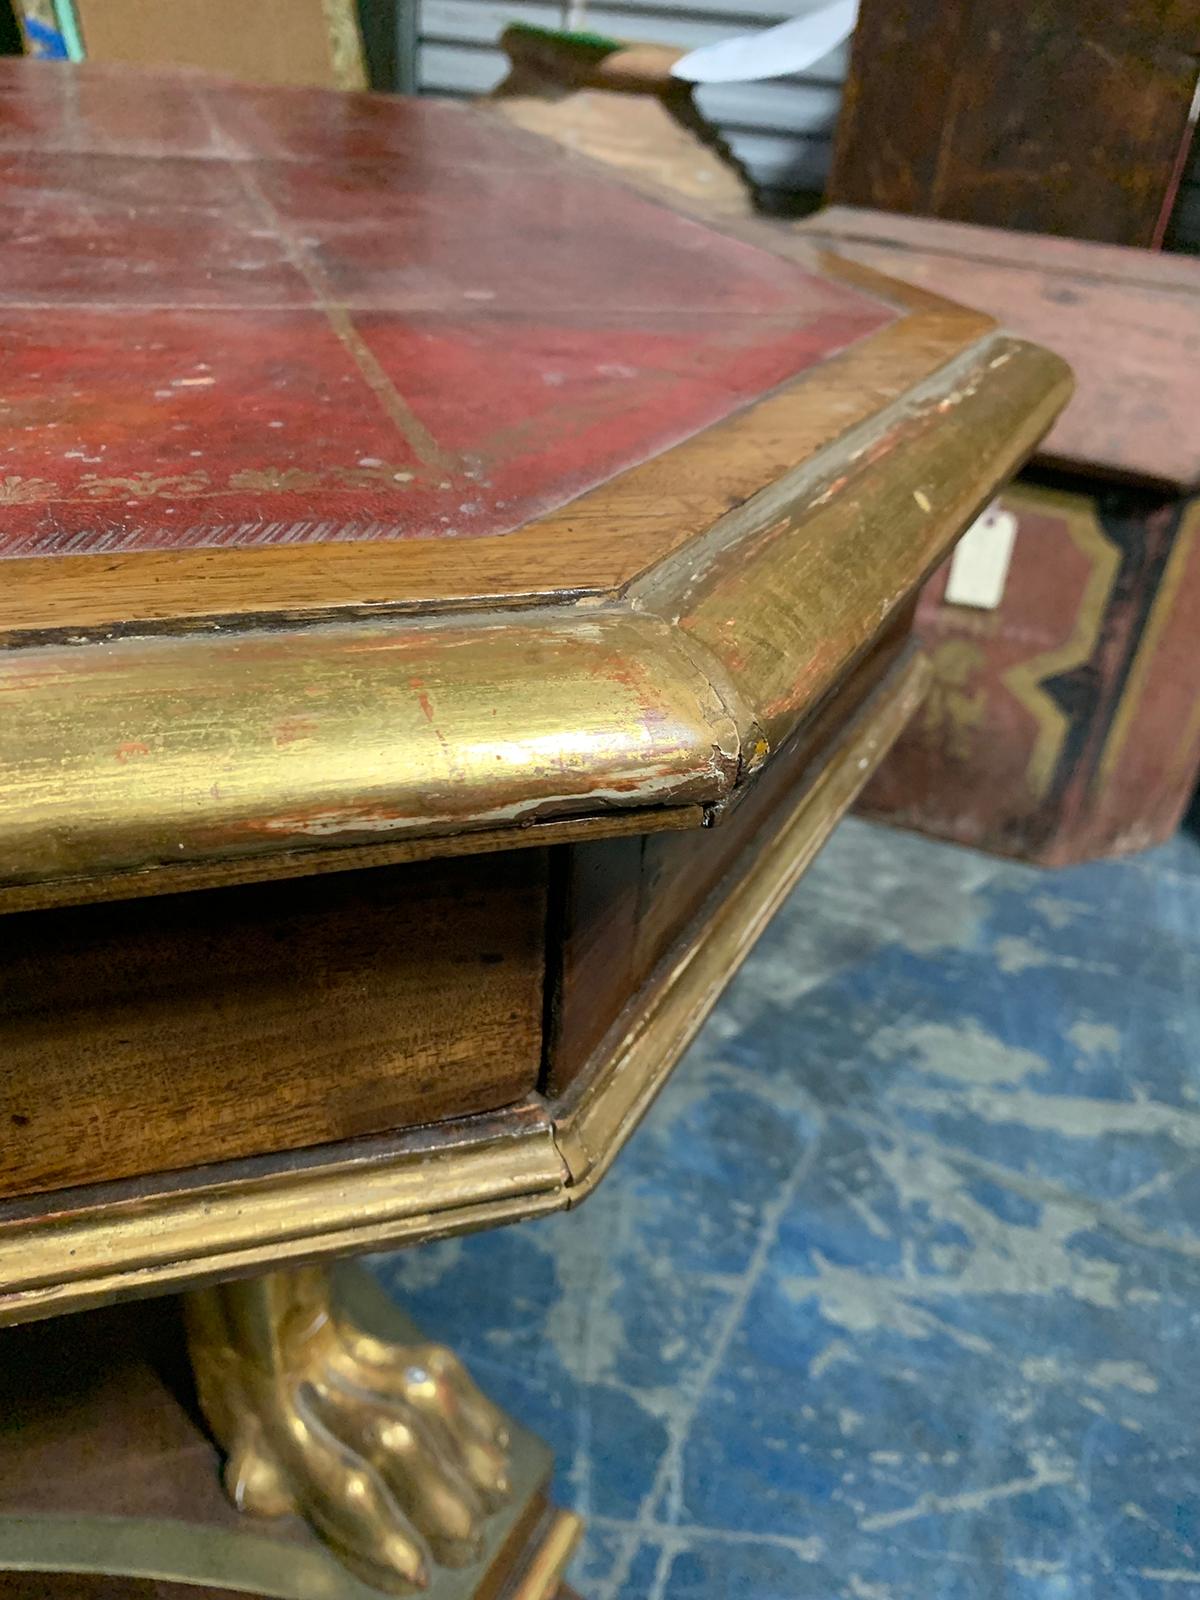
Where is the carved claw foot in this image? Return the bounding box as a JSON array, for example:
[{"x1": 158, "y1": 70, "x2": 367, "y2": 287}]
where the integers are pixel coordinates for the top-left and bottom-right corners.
[{"x1": 185, "y1": 1265, "x2": 512, "y2": 1593}]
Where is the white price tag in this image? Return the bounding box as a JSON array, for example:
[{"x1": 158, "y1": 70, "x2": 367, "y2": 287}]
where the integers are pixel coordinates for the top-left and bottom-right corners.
[{"x1": 944, "y1": 503, "x2": 1019, "y2": 611}]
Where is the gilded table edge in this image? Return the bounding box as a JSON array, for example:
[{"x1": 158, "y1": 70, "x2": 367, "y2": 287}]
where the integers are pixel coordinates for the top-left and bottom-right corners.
[
  {"x1": 0, "y1": 647, "x2": 928, "y2": 1326},
  {"x1": 0, "y1": 331, "x2": 1069, "y2": 907}
]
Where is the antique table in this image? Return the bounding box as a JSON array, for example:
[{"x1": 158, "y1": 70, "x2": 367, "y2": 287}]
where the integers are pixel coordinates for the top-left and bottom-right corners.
[{"x1": 0, "y1": 60, "x2": 1069, "y2": 1600}]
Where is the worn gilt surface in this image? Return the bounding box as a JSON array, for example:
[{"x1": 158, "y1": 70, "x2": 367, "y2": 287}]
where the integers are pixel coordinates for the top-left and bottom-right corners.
[
  {"x1": 0, "y1": 65, "x2": 1073, "y2": 1306},
  {"x1": 0, "y1": 65, "x2": 1074, "y2": 1597},
  {"x1": 187, "y1": 1267, "x2": 514, "y2": 1592},
  {"x1": 0, "y1": 63, "x2": 1069, "y2": 905}
]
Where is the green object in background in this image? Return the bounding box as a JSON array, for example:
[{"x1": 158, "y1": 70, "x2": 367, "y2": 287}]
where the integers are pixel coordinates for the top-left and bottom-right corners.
[
  {"x1": 503, "y1": 22, "x2": 623, "y2": 57},
  {"x1": 15, "y1": 0, "x2": 84, "y2": 59},
  {"x1": 53, "y1": 0, "x2": 84, "y2": 59}
]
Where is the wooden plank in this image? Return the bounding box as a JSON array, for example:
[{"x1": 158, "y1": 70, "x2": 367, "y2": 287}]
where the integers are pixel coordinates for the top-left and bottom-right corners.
[
  {"x1": 802, "y1": 207, "x2": 1200, "y2": 491},
  {"x1": 829, "y1": 0, "x2": 1200, "y2": 248},
  {"x1": 0, "y1": 610, "x2": 738, "y2": 893},
  {"x1": 813, "y1": 206, "x2": 1200, "y2": 293},
  {"x1": 0, "y1": 805, "x2": 703, "y2": 919},
  {"x1": 74, "y1": 0, "x2": 366, "y2": 88},
  {"x1": 0, "y1": 851, "x2": 547, "y2": 1200}
]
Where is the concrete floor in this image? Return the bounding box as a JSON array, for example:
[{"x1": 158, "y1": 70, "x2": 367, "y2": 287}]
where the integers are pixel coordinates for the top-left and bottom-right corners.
[{"x1": 372, "y1": 809, "x2": 1200, "y2": 1599}]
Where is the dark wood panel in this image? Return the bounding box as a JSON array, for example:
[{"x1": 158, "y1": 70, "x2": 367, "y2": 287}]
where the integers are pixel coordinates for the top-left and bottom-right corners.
[
  {"x1": 809, "y1": 207, "x2": 1200, "y2": 290},
  {"x1": 0, "y1": 852, "x2": 547, "y2": 1200},
  {"x1": 830, "y1": 0, "x2": 1200, "y2": 248},
  {"x1": 546, "y1": 621, "x2": 912, "y2": 1093}
]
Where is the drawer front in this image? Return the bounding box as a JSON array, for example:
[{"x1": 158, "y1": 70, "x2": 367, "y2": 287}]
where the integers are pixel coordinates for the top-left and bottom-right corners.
[{"x1": 0, "y1": 851, "x2": 547, "y2": 1200}]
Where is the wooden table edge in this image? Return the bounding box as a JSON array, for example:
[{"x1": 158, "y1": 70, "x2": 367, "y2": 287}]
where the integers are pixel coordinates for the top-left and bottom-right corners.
[
  {"x1": 0, "y1": 331, "x2": 1069, "y2": 906},
  {"x1": 0, "y1": 645, "x2": 927, "y2": 1326}
]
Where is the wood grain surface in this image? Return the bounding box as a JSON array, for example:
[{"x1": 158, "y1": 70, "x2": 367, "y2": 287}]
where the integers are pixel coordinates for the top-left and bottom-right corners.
[
  {"x1": 0, "y1": 851, "x2": 547, "y2": 1200},
  {"x1": 798, "y1": 207, "x2": 1200, "y2": 492},
  {"x1": 830, "y1": 0, "x2": 1200, "y2": 248},
  {"x1": 546, "y1": 620, "x2": 913, "y2": 1093},
  {"x1": 0, "y1": 649, "x2": 929, "y2": 1322}
]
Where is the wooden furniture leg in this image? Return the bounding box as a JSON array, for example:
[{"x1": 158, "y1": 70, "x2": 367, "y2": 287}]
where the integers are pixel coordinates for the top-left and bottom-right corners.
[
  {"x1": 0, "y1": 1269, "x2": 582, "y2": 1600},
  {"x1": 186, "y1": 1265, "x2": 514, "y2": 1591}
]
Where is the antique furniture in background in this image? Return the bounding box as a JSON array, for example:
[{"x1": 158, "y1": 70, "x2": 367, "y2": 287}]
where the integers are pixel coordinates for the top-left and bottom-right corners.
[
  {"x1": 486, "y1": 41, "x2": 1200, "y2": 869},
  {"x1": 829, "y1": 0, "x2": 1200, "y2": 248},
  {"x1": 797, "y1": 207, "x2": 1200, "y2": 864},
  {"x1": 488, "y1": 27, "x2": 754, "y2": 221},
  {"x1": 0, "y1": 61, "x2": 1068, "y2": 1598}
]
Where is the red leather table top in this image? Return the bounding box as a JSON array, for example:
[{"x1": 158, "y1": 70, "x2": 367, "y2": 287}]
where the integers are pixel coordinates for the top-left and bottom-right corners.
[{"x1": 0, "y1": 63, "x2": 895, "y2": 561}]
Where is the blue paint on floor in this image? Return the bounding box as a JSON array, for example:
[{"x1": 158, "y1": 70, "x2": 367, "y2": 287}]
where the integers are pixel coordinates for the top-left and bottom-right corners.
[{"x1": 371, "y1": 814, "x2": 1200, "y2": 1599}]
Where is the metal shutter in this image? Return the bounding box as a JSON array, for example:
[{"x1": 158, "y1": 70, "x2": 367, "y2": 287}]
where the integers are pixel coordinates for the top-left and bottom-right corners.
[{"x1": 412, "y1": 0, "x2": 846, "y2": 209}]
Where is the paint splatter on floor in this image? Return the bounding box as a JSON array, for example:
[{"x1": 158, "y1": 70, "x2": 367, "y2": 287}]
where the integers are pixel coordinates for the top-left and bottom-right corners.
[{"x1": 372, "y1": 812, "x2": 1200, "y2": 1599}]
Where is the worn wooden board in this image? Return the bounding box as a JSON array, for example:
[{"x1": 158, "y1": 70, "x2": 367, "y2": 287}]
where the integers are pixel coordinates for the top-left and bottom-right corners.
[
  {"x1": 829, "y1": 0, "x2": 1200, "y2": 249},
  {"x1": 800, "y1": 207, "x2": 1200, "y2": 492},
  {"x1": 73, "y1": 0, "x2": 367, "y2": 88},
  {"x1": 0, "y1": 851, "x2": 547, "y2": 1200}
]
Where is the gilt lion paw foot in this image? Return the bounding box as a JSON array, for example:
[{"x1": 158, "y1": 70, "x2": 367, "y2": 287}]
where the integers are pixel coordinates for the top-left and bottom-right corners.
[{"x1": 186, "y1": 1269, "x2": 512, "y2": 1593}]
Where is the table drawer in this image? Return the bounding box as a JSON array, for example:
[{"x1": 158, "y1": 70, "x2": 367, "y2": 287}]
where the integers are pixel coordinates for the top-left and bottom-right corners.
[{"x1": 0, "y1": 851, "x2": 547, "y2": 1200}]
